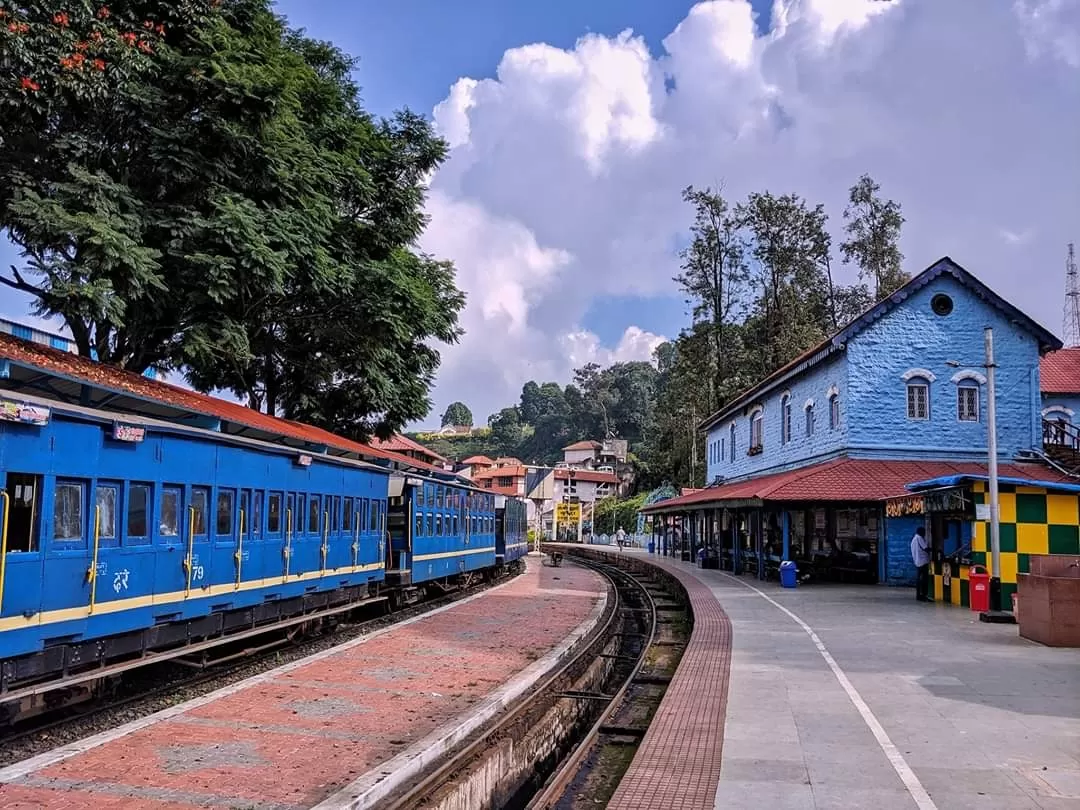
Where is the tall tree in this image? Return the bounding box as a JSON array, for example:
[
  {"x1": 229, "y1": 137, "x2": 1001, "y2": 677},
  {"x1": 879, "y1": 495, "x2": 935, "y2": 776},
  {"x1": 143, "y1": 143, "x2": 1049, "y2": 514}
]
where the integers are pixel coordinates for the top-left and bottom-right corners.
[
  {"x1": 674, "y1": 185, "x2": 748, "y2": 413},
  {"x1": 840, "y1": 174, "x2": 908, "y2": 300},
  {"x1": 0, "y1": 0, "x2": 464, "y2": 439},
  {"x1": 441, "y1": 401, "x2": 473, "y2": 427}
]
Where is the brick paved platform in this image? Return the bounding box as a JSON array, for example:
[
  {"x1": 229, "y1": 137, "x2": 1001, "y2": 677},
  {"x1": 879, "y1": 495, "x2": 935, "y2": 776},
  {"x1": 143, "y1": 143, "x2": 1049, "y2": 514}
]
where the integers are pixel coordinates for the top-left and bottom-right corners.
[
  {"x1": 554, "y1": 545, "x2": 734, "y2": 810},
  {"x1": 0, "y1": 559, "x2": 605, "y2": 810}
]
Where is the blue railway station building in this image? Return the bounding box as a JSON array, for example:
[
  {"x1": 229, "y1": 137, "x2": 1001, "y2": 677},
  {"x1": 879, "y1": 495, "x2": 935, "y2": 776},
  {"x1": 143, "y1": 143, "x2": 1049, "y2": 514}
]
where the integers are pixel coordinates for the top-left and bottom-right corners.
[{"x1": 641, "y1": 257, "x2": 1080, "y2": 609}]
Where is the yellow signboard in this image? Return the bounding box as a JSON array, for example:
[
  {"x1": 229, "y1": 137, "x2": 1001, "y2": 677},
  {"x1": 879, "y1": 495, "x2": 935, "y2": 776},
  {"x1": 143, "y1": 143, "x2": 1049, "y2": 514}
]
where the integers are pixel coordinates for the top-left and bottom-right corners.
[{"x1": 555, "y1": 502, "x2": 581, "y2": 523}]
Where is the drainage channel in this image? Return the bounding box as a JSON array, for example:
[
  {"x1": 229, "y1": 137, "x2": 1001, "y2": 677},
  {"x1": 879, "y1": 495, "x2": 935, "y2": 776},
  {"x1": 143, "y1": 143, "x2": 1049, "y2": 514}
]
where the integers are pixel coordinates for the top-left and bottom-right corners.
[{"x1": 379, "y1": 550, "x2": 689, "y2": 810}]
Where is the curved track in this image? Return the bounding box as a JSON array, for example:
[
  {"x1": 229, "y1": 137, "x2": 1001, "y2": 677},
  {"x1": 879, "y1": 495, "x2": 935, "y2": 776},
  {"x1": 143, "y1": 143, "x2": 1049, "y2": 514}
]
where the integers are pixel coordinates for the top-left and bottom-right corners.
[{"x1": 381, "y1": 553, "x2": 658, "y2": 810}]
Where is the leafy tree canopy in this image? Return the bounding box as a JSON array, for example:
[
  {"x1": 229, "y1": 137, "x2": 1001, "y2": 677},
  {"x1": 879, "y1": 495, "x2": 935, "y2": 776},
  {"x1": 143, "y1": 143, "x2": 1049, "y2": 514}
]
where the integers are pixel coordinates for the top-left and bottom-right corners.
[
  {"x1": 0, "y1": 0, "x2": 463, "y2": 440},
  {"x1": 441, "y1": 401, "x2": 472, "y2": 427}
]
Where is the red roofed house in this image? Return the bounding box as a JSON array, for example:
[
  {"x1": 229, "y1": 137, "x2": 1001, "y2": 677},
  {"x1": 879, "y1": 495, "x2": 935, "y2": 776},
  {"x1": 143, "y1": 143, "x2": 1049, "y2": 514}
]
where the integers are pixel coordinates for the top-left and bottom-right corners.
[
  {"x1": 458, "y1": 455, "x2": 496, "y2": 480},
  {"x1": 642, "y1": 257, "x2": 1080, "y2": 612},
  {"x1": 1039, "y1": 347, "x2": 1080, "y2": 470},
  {"x1": 369, "y1": 434, "x2": 451, "y2": 470}
]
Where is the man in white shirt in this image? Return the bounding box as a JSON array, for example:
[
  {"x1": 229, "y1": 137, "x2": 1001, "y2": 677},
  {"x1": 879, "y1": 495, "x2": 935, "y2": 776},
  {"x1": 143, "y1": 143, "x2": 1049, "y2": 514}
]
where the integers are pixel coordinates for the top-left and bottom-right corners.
[
  {"x1": 615, "y1": 526, "x2": 626, "y2": 551},
  {"x1": 910, "y1": 526, "x2": 930, "y2": 602}
]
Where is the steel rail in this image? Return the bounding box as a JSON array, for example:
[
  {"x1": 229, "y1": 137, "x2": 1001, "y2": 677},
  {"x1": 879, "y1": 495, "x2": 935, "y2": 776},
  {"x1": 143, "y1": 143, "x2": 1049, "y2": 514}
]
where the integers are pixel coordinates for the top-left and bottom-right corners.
[
  {"x1": 382, "y1": 555, "x2": 654, "y2": 810},
  {"x1": 524, "y1": 557, "x2": 659, "y2": 809}
]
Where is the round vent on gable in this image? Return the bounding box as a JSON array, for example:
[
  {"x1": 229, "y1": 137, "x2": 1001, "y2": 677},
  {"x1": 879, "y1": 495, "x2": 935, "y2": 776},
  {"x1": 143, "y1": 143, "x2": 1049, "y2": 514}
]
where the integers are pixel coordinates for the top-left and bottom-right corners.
[{"x1": 930, "y1": 293, "x2": 954, "y2": 316}]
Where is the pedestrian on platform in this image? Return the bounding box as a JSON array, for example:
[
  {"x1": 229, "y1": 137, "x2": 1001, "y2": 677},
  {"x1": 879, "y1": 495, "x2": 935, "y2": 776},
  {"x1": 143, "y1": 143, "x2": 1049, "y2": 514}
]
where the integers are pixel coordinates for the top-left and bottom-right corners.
[
  {"x1": 911, "y1": 526, "x2": 930, "y2": 602},
  {"x1": 615, "y1": 526, "x2": 626, "y2": 551}
]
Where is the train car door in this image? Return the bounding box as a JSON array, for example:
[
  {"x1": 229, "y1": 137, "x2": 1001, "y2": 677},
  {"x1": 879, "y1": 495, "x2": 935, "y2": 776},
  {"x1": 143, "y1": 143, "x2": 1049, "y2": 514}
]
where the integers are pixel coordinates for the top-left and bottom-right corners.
[
  {"x1": 159, "y1": 485, "x2": 213, "y2": 606},
  {"x1": 0, "y1": 472, "x2": 43, "y2": 622},
  {"x1": 88, "y1": 480, "x2": 156, "y2": 614},
  {"x1": 291, "y1": 493, "x2": 323, "y2": 583}
]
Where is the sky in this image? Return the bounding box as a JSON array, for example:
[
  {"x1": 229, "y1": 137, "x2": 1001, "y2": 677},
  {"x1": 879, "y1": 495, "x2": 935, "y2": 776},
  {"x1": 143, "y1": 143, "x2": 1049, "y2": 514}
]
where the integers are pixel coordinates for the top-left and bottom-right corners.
[{"x1": 1, "y1": 0, "x2": 1078, "y2": 431}]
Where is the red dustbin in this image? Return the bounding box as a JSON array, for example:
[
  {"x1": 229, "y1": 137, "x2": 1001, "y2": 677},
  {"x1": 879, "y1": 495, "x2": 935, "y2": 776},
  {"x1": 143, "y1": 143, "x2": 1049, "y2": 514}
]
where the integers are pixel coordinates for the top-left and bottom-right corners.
[{"x1": 968, "y1": 565, "x2": 990, "y2": 612}]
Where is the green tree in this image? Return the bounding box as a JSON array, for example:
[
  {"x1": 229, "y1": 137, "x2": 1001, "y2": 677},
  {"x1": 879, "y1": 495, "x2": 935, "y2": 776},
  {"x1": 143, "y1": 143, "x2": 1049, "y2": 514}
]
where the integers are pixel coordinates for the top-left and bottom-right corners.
[
  {"x1": 841, "y1": 174, "x2": 908, "y2": 300},
  {"x1": 0, "y1": 0, "x2": 464, "y2": 439},
  {"x1": 488, "y1": 407, "x2": 524, "y2": 452},
  {"x1": 675, "y1": 185, "x2": 748, "y2": 413},
  {"x1": 441, "y1": 401, "x2": 473, "y2": 427}
]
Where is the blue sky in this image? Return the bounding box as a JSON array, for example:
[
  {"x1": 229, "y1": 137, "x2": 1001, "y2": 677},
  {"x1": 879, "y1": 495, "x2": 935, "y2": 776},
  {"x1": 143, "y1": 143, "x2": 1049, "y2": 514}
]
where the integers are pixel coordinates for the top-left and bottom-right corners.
[{"x1": 2, "y1": 0, "x2": 1077, "y2": 430}]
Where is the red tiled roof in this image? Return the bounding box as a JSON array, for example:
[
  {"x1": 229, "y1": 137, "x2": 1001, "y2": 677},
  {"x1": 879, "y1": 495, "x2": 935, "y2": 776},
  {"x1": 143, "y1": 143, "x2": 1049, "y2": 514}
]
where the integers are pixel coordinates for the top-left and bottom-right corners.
[
  {"x1": 641, "y1": 457, "x2": 1074, "y2": 512},
  {"x1": 554, "y1": 468, "x2": 618, "y2": 484},
  {"x1": 370, "y1": 433, "x2": 448, "y2": 463},
  {"x1": 473, "y1": 465, "x2": 527, "y2": 480},
  {"x1": 563, "y1": 440, "x2": 602, "y2": 451},
  {"x1": 493, "y1": 456, "x2": 522, "y2": 466},
  {"x1": 1041, "y1": 348, "x2": 1080, "y2": 394},
  {"x1": 485, "y1": 485, "x2": 520, "y2": 497},
  {"x1": 462, "y1": 455, "x2": 496, "y2": 465},
  {"x1": 0, "y1": 332, "x2": 450, "y2": 476}
]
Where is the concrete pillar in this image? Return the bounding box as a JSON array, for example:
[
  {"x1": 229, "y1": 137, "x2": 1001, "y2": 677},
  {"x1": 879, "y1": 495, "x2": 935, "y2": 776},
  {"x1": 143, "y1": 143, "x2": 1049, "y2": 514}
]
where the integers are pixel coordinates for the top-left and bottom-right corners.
[{"x1": 782, "y1": 510, "x2": 791, "y2": 560}]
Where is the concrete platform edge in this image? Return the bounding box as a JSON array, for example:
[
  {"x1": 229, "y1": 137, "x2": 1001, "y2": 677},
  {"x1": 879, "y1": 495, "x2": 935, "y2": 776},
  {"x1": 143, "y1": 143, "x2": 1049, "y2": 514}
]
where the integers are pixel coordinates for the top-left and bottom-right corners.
[
  {"x1": 311, "y1": 563, "x2": 610, "y2": 810},
  {"x1": 0, "y1": 565, "x2": 533, "y2": 784}
]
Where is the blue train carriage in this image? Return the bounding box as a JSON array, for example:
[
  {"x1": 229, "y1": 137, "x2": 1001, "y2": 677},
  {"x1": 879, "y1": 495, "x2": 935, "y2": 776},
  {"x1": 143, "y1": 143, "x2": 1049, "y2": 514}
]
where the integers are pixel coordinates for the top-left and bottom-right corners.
[
  {"x1": 495, "y1": 494, "x2": 528, "y2": 569},
  {"x1": 384, "y1": 475, "x2": 497, "y2": 603},
  {"x1": 0, "y1": 390, "x2": 390, "y2": 702}
]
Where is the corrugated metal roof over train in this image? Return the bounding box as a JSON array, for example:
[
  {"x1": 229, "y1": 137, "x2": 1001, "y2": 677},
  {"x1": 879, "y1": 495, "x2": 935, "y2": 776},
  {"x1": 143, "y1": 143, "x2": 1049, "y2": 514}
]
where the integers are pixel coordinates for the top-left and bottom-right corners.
[{"x1": 0, "y1": 332, "x2": 457, "y2": 478}]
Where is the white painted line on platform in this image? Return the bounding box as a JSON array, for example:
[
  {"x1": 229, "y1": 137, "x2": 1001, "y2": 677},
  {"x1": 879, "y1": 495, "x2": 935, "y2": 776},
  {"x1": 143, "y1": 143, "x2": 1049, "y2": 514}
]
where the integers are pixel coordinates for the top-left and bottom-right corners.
[
  {"x1": 0, "y1": 563, "x2": 532, "y2": 784},
  {"x1": 725, "y1": 574, "x2": 938, "y2": 810},
  {"x1": 311, "y1": 572, "x2": 609, "y2": 810}
]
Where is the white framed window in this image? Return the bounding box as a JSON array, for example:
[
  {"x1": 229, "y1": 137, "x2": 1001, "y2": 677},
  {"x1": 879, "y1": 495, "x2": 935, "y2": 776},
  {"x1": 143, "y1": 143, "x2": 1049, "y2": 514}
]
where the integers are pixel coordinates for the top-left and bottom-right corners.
[
  {"x1": 750, "y1": 410, "x2": 763, "y2": 449},
  {"x1": 906, "y1": 379, "x2": 930, "y2": 420},
  {"x1": 780, "y1": 394, "x2": 791, "y2": 444},
  {"x1": 957, "y1": 384, "x2": 979, "y2": 422},
  {"x1": 829, "y1": 395, "x2": 840, "y2": 430},
  {"x1": 729, "y1": 423, "x2": 736, "y2": 462},
  {"x1": 805, "y1": 404, "x2": 815, "y2": 437}
]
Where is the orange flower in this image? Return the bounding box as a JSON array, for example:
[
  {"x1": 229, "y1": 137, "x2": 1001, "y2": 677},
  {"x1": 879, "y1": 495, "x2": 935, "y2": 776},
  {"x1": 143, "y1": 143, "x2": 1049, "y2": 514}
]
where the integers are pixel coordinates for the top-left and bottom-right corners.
[
  {"x1": 75, "y1": 40, "x2": 89, "y2": 52},
  {"x1": 93, "y1": 58, "x2": 106, "y2": 71},
  {"x1": 71, "y1": 52, "x2": 85, "y2": 65},
  {"x1": 137, "y1": 39, "x2": 152, "y2": 53},
  {"x1": 7, "y1": 22, "x2": 17, "y2": 32},
  {"x1": 20, "y1": 77, "x2": 40, "y2": 91},
  {"x1": 91, "y1": 30, "x2": 103, "y2": 42},
  {"x1": 156, "y1": 23, "x2": 165, "y2": 35},
  {"x1": 60, "y1": 56, "x2": 74, "y2": 69},
  {"x1": 53, "y1": 12, "x2": 69, "y2": 27},
  {"x1": 122, "y1": 31, "x2": 137, "y2": 44},
  {"x1": 97, "y1": 6, "x2": 110, "y2": 19}
]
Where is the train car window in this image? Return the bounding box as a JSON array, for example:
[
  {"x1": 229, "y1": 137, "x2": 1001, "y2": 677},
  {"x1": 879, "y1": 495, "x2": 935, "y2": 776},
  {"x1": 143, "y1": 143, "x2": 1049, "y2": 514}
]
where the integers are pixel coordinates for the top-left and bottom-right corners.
[
  {"x1": 94, "y1": 484, "x2": 119, "y2": 544},
  {"x1": 453, "y1": 513, "x2": 459, "y2": 535},
  {"x1": 332, "y1": 496, "x2": 340, "y2": 532},
  {"x1": 308, "y1": 496, "x2": 320, "y2": 534},
  {"x1": 192, "y1": 488, "x2": 209, "y2": 536},
  {"x1": 379, "y1": 502, "x2": 385, "y2": 536},
  {"x1": 267, "y1": 493, "x2": 282, "y2": 534},
  {"x1": 414, "y1": 510, "x2": 422, "y2": 538},
  {"x1": 342, "y1": 498, "x2": 352, "y2": 532},
  {"x1": 435, "y1": 513, "x2": 442, "y2": 536},
  {"x1": 4, "y1": 473, "x2": 41, "y2": 552},
  {"x1": 127, "y1": 484, "x2": 150, "y2": 543},
  {"x1": 160, "y1": 487, "x2": 180, "y2": 539},
  {"x1": 426, "y1": 513, "x2": 434, "y2": 536},
  {"x1": 296, "y1": 495, "x2": 305, "y2": 534},
  {"x1": 368, "y1": 501, "x2": 378, "y2": 533},
  {"x1": 253, "y1": 490, "x2": 263, "y2": 537},
  {"x1": 53, "y1": 480, "x2": 85, "y2": 544},
  {"x1": 216, "y1": 490, "x2": 235, "y2": 536}
]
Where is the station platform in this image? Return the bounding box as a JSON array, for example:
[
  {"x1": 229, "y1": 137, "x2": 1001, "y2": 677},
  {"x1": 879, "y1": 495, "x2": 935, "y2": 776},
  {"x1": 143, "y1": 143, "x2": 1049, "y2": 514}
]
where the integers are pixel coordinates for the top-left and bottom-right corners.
[
  {"x1": 0, "y1": 558, "x2": 606, "y2": 810},
  {"x1": 568, "y1": 546, "x2": 1080, "y2": 810}
]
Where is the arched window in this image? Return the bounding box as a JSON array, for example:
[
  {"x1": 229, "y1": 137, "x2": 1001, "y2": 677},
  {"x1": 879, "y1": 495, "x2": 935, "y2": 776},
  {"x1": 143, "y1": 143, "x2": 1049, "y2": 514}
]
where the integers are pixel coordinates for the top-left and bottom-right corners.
[
  {"x1": 780, "y1": 394, "x2": 791, "y2": 444},
  {"x1": 729, "y1": 423, "x2": 736, "y2": 462},
  {"x1": 829, "y1": 394, "x2": 840, "y2": 430},
  {"x1": 957, "y1": 381, "x2": 979, "y2": 422},
  {"x1": 906, "y1": 377, "x2": 930, "y2": 420},
  {"x1": 805, "y1": 402, "x2": 815, "y2": 437},
  {"x1": 750, "y1": 409, "x2": 764, "y2": 450}
]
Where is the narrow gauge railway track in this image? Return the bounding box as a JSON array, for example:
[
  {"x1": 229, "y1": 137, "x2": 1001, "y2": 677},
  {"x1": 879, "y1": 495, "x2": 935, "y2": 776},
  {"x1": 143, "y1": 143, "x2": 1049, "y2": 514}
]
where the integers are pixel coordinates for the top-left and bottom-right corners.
[
  {"x1": 0, "y1": 570, "x2": 521, "y2": 766},
  {"x1": 380, "y1": 553, "x2": 663, "y2": 810}
]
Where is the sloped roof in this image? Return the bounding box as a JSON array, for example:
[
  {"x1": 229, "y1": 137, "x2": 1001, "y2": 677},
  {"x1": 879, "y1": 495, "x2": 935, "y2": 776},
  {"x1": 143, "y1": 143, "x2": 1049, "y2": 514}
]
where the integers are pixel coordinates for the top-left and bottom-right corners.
[
  {"x1": 701, "y1": 257, "x2": 1062, "y2": 431},
  {"x1": 1040, "y1": 348, "x2": 1080, "y2": 394},
  {"x1": 462, "y1": 455, "x2": 496, "y2": 465},
  {"x1": 0, "y1": 332, "x2": 452, "y2": 476},
  {"x1": 640, "y1": 457, "x2": 1074, "y2": 513},
  {"x1": 473, "y1": 465, "x2": 527, "y2": 480},
  {"x1": 553, "y1": 468, "x2": 618, "y2": 484},
  {"x1": 494, "y1": 456, "x2": 522, "y2": 466},
  {"x1": 370, "y1": 433, "x2": 448, "y2": 463},
  {"x1": 563, "y1": 440, "x2": 602, "y2": 451}
]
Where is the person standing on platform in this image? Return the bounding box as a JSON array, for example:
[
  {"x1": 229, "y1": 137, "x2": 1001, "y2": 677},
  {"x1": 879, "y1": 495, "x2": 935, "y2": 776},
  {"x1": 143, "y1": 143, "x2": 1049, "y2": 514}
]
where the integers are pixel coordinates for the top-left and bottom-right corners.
[
  {"x1": 615, "y1": 526, "x2": 626, "y2": 551},
  {"x1": 911, "y1": 526, "x2": 930, "y2": 602}
]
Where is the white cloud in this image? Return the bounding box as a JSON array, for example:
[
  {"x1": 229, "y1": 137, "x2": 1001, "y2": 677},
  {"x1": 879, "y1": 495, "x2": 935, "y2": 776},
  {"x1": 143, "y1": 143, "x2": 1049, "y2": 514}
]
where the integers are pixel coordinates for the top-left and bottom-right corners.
[
  {"x1": 559, "y1": 326, "x2": 667, "y2": 368},
  {"x1": 420, "y1": 0, "x2": 1080, "y2": 430}
]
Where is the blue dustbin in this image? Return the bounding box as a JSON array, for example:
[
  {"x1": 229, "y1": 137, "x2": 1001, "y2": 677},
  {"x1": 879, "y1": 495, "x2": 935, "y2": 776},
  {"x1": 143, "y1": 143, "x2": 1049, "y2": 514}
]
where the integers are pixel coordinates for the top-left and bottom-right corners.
[
  {"x1": 647, "y1": 540, "x2": 655, "y2": 554},
  {"x1": 780, "y1": 560, "x2": 798, "y2": 589}
]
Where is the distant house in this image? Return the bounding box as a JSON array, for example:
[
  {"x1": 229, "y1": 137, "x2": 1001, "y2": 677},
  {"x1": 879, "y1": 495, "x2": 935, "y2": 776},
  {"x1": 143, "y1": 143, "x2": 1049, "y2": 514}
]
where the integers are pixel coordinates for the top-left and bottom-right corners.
[
  {"x1": 458, "y1": 455, "x2": 496, "y2": 479},
  {"x1": 435, "y1": 424, "x2": 472, "y2": 437},
  {"x1": 561, "y1": 439, "x2": 627, "y2": 468},
  {"x1": 369, "y1": 434, "x2": 451, "y2": 470},
  {"x1": 472, "y1": 463, "x2": 527, "y2": 497}
]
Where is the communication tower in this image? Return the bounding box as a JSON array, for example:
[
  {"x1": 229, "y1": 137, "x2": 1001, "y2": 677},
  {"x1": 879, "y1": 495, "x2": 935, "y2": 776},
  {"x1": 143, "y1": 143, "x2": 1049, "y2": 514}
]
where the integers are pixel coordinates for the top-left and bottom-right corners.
[{"x1": 1065, "y1": 243, "x2": 1080, "y2": 348}]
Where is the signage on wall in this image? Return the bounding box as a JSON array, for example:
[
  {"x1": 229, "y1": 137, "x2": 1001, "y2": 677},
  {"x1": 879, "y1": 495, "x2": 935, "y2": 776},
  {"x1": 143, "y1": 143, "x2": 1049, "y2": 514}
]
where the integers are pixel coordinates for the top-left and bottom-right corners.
[
  {"x1": 111, "y1": 422, "x2": 146, "y2": 442},
  {"x1": 295, "y1": 454, "x2": 313, "y2": 467},
  {"x1": 0, "y1": 398, "x2": 50, "y2": 426},
  {"x1": 885, "y1": 494, "x2": 925, "y2": 518},
  {"x1": 942, "y1": 561, "x2": 952, "y2": 588},
  {"x1": 922, "y1": 487, "x2": 974, "y2": 517}
]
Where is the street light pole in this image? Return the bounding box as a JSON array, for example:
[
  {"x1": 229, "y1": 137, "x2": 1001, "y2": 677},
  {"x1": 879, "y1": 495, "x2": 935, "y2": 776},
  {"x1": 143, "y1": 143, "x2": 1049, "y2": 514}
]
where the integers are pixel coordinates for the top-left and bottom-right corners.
[{"x1": 984, "y1": 327, "x2": 1002, "y2": 613}]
